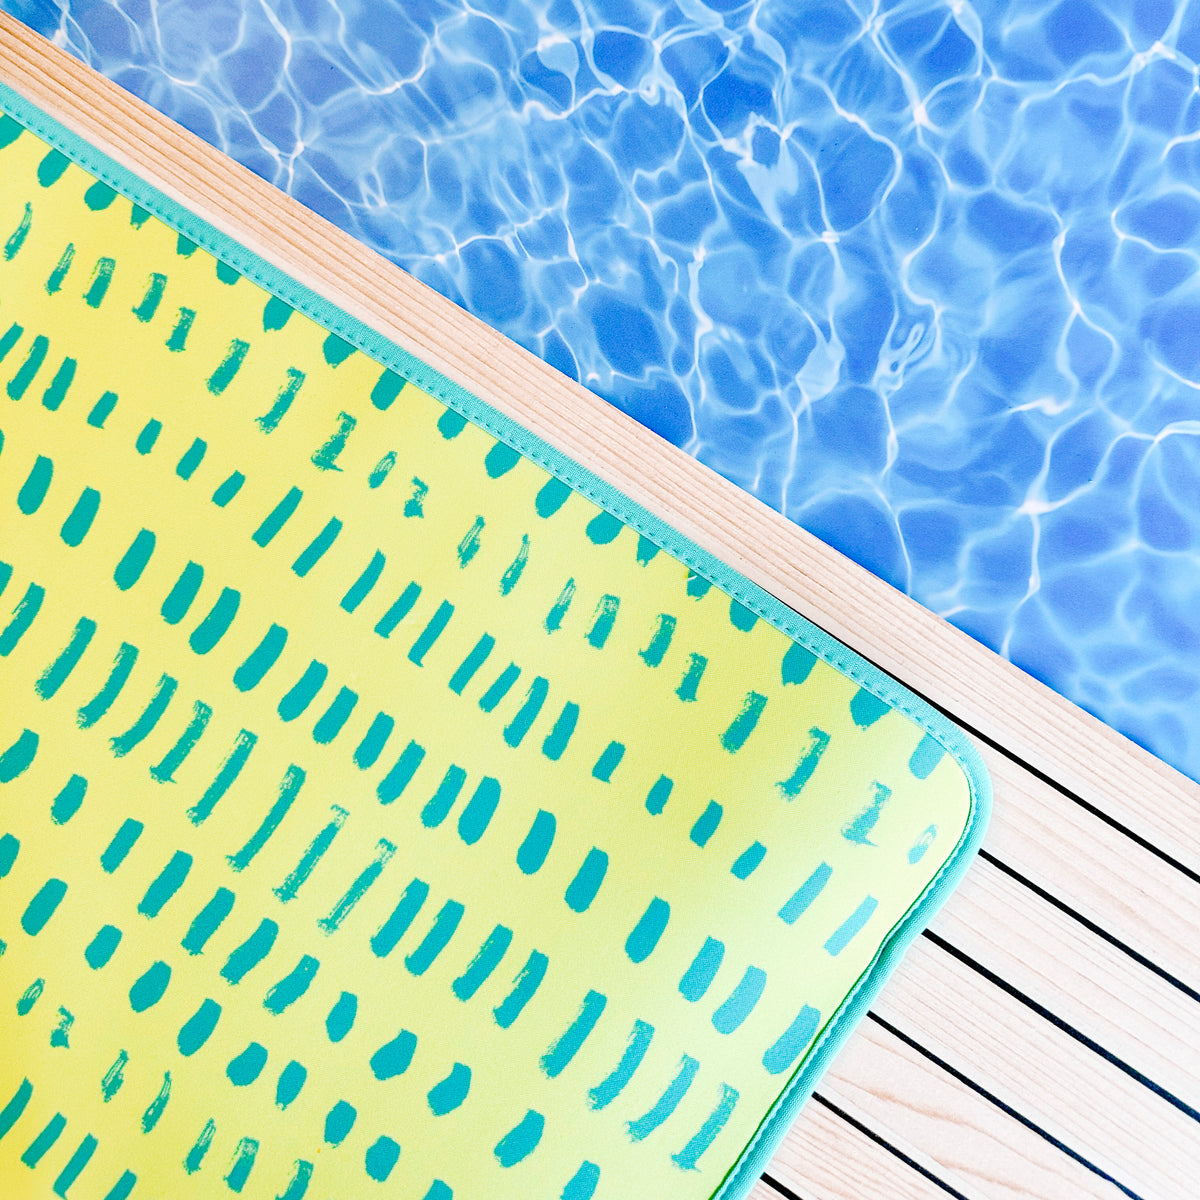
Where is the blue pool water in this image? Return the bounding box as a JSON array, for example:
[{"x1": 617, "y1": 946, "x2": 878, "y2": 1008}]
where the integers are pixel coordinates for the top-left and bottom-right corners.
[{"x1": 7, "y1": 0, "x2": 1200, "y2": 782}]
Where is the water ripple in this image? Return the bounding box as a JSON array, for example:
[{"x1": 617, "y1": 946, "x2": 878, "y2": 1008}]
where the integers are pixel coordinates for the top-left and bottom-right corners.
[{"x1": 8, "y1": 0, "x2": 1200, "y2": 781}]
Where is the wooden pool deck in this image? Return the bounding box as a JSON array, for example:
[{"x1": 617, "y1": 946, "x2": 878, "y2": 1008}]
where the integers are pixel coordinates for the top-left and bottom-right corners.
[{"x1": 3, "y1": 15, "x2": 1198, "y2": 1196}]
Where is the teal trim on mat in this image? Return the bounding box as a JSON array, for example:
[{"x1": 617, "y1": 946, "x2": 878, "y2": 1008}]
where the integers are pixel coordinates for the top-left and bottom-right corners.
[{"x1": 0, "y1": 78, "x2": 991, "y2": 1200}]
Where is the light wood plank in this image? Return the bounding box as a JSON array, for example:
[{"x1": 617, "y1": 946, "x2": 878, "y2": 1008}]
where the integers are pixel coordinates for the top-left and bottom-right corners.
[
  {"x1": 769, "y1": 1097, "x2": 968, "y2": 1200},
  {"x1": 1, "y1": 12, "x2": 1197, "y2": 879},
  {"x1": 747, "y1": 1179, "x2": 792, "y2": 1200},
  {"x1": 811, "y1": 1024, "x2": 1121, "y2": 1200},
  {"x1": 981, "y1": 746, "x2": 1200, "y2": 995},
  {"x1": 878, "y1": 941, "x2": 1200, "y2": 1200},
  {"x1": 932, "y1": 856, "x2": 1200, "y2": 1112}
]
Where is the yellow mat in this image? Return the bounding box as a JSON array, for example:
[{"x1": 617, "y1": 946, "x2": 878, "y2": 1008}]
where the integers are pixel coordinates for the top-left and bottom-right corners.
[{"x1": 0, "y1": 88, "x2": 988, "y2": 1200}]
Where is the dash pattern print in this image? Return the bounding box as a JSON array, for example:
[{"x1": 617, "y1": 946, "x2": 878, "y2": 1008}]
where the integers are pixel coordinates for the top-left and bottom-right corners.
[{"x1": 0, "y1": 99, "x2": 981, "y2": 1200}]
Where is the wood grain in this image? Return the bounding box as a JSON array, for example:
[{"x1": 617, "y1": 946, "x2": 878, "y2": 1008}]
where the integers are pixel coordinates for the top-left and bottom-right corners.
[
  {"x1": 814, "y1": 1026, "x2": 1119, "y2": 1200},
  {"x1": 877, "y1": 942, "x2": 1199, "y2": 1199},
  {"x1": 747, "y1": 1179, "x2": 792, "y2": 1200},
  {"x1": 981, "y1": 746, "x2": 1200, "y2": 994},
  {"x1": 931, "y1": 856, "x2": 1200, "y2": 1111},
  {"x1": 771, "y1": 1097, "x2": 973, "y2": 1200}
]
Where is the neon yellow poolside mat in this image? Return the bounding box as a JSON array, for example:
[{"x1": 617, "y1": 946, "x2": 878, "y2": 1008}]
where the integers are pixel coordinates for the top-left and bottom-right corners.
[{"x1": 0, "y1": 85, "x2": 989, "y2": 1200}]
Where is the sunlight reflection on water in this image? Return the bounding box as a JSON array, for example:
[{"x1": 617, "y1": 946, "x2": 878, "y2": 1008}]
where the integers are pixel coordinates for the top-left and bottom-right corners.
[{"x1": 9, "y1": 0, "x2": 1200, "y2": 780}]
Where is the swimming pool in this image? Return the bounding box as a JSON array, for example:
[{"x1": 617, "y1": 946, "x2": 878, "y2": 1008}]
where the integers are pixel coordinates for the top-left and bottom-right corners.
[{"x1": 7, "y1": 0, "x2": 1200, "y2": 783}]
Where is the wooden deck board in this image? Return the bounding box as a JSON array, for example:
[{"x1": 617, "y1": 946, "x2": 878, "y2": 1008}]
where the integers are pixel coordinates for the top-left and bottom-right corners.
[
  {"x1": 932, "y1": 858, "x2": 1200, "y2": 1112},
  {"x1": 980, "y1": 748, "x2": 1200, "y2": 993},
  {"x1": 748, "y1": 1179, "x2": 790, "y2": 1200},
  {"x1": 879, "y1": 943, "x2": 1197, "y2": 1199},
  {"x1": 816, "y1": 1028, "x2": 1120, "y2": 1200},
  {"x1": 771, "y1": 1095, "x2": 1002, "y2": 1200},
  {"x1": 1, "y1": 15, "x2": 1198, "y2": 1198}
]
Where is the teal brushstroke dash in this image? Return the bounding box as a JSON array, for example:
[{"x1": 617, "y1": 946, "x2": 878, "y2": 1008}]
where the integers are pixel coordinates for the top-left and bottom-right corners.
[
  {"x1": 720, "y1": 690, "x2": 767, "y2": 753},
  {"x1": 87, "y1": 390, "x2": 117, "y2": 427},
  {"x1": 365, "y1": 1137, "x2": 399, "y2": 1182},
  {"x1": 545, "y1": 578, "x2": 575, "y2": 631},
  {"x1": 226, "y1": 768, "x2": 304, "y2": 873},
  {"x1": 562, "y1": 1162, "x2": 601, "y2": 1199},
  {"x1": 112, "y1": 532, "x2": 154, "y2": 592},
  {"x1": 35, "y1": 618, "x2": 96, "y2": 699},
  {"x1": 499, "y1": 535, "x2": 530, "y2": 594},
  {"x1": 318, "y1": 839, "x2": 394, "y2": 933},
  {"x1": 274, "y1": 805, "x2": 347, "y2": 902},
  {"x1": 778, "y1": 727, "x2": 831, "y2": 799},
  {"x1": 0, "y1": 728, "x2": 38, "y2": 781},
  {"x1": 676, "y1": 653, "x2": 706, "y2": 701},
  {"x1": 671, "y1": 1083, "x2": 739, "y2": 1170},
  {"x1": 842, "y1": 782, "x2": 891, "y2": 846},
  {"x1": 494, "y1": 1109, "x2": 544, "y2": 1167},
  {"x1": 625, "y1": 897, "x2": 669, "y2": 964},
  {"x1": 45, "y1": 244, "x2": 73, "y2": 295},
  {"x1": 730, "y1": 841, "x2": 766, "y2": 880},
  {"x1": 452, "y1": 925, "x2": 512, "y2": 1000},
  {"x1": 409, "y1": 600, "x2": 454, "y2": 665},
  {"x1": 779, "y1": 862, "x2": 832, "y2": 925},
  {"x1": 516, "y1": 810, "x2": 555, "y2": 875},
  {"x1": 494, "y1": 950, "x2": 548, "y2": 1028},
  {"x1": 263, "y1": 296, "x2": 293, "y2": 331},
  {"x1": 762, "y1": 1004, "x2": 822, "y2": 1075},
  {"x1": 207, "y1": 338, "x2": 250, "y2": 395},
  {"x1": 427, "y1": 1062, "x2": 471, "y2": 1115},
  {"x1": 679, "y1": 937, "x2": 724, "y2": 1003},
  {"x1": 639, "y1": 614, "x2": 675, "y2": 666},
  {"x1": 256, "y1": 367, "x2": 305, "y2": 433},
  {"x1": 588, "y1": 1019, "x2": 653, "y2": 1110},
  {"x1": 591, "y1": 741, "x2": 624, "y2": 782},
  {"x1": 456, "y1": 516, "x2": 485, "y2": 566},
  {"x1": 100, "y1": 1051, "x2": 127, "y2": 1099},
  {"x1": 564, "y1": 848, "x2": 607, "y2": 913},
  {"x1": 627, "y1": 1056, "x2": 699, "y2": 1141},
  {"x1": 541, "y1": 989, "x2": 606, "y2": 1078},
  {"x1": 53, "y1": 1133, "x2": 98, "y2": 1196},
  {"x1": 188, "y1": 730, "x2": 256, "y2": 824},
  {"x1": 263, "y1": 956, "x2": 320, "y2": 1014},
  {"x1": 150, "y1": 700, "x2": 212, "y2": 782},
  {"x1": 3, "y1": 203, "x2": 30, "y2": 260},
  {"x1": 132, "y1": 272, "x2": 166, "y2": 322},
  {"x1": 849, "y1": 686, "x2": 890, "y2": 728},
  {"x1": 21, "y1": 1112, "x2": 66, "y2": 1167},
  {"x1": 83, "y1": 256, "x2": 116, "y2": 308},
  {"x1": 41, "y1": 356, "x2": 75, "y2": 410},
  {"x1": 909, "y1": 733, "x2": 947, "y2": 779},
  {"x1": 184, "y1": 1120, "x2": 216, "y2": 1173},
  {"x1": 448, "y1": 633, "x2": 493, "y2": 693},
  {"x1": 689, "y1": 801, "x2": 722, "y2": 848},
  {"x1": 0, "y1": 1078, "x2": 33, "y2": 1140},
  {"x1": 405, "y1": 900, "x2": 464, "y2": 975},
  {"x1": 141, "y1": 1072, "x2": 171, "y2": 1131},
  {"x1": 128, "y1": 960, "x2": 171, "y2": 1012},
  {"x1": 311, "y1": 410, "x2": 356, "y2": 470},
  {"x1": 711, "y1": 966, "x2": 766, "y2": 1034},
  {"x1": 585, "y1": 595, "x2": 619, "y2": 648},
  {"x1": 340, "y1": 551, "x2": 385, "y2": 613},
  {"x1": 541, "y1": 701, "x2": 578, "y2": 761},
  {"x1": 825, "y1": 896, "x2": 879, "y2": 957},
  {"x1": 369, "y1": 1030, "x2": 417, "y2": 1080},
  {"x1": 17, "y1": 454, "x2": 53, "y2": 514},
  {"x1": 220, "y1": 920, "x2": 278, "y2": 984}
]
